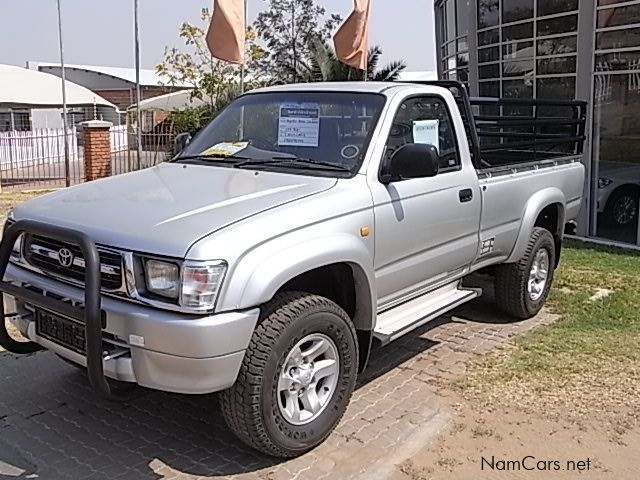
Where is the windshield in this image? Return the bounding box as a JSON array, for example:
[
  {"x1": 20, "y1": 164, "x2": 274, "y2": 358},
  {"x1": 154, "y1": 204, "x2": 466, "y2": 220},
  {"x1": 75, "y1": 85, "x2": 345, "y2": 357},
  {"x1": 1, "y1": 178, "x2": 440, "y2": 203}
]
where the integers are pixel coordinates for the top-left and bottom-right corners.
[{"x1": 177, "y1": 91, "x2": 386, "y2": 177}]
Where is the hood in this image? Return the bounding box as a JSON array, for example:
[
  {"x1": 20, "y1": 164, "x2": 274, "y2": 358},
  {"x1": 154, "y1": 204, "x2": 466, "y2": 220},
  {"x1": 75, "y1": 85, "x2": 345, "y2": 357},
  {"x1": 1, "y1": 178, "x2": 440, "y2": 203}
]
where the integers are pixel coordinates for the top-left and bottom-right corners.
[{"x1": 13, "y1": 163, "x2": 337, "y2": 257}]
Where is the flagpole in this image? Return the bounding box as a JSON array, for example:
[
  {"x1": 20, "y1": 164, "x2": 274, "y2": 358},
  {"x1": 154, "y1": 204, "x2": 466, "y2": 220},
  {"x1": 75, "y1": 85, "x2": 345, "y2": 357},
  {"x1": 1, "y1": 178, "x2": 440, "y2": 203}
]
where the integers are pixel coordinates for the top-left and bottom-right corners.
[
  {"x1": 134, "y1": 0, "x2": 143, "y2": 170},
  {"x1": 240, "y1": 0, "x2": 247, "y2": 94},
  {"x1": 56, "y1": 0, "x2": 71, "y2": 187}
]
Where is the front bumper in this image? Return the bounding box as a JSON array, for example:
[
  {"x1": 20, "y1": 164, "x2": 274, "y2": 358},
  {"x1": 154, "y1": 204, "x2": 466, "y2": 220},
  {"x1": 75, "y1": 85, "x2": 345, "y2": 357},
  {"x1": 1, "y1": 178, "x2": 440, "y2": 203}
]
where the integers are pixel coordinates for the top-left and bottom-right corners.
[{"x1": 0, "y1": 221, "x2": 259, "y2": 395}]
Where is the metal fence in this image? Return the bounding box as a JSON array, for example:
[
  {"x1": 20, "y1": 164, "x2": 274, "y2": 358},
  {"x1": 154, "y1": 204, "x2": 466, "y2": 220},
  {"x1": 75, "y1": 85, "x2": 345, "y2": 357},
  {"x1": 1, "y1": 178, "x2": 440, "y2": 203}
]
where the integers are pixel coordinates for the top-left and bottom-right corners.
[
  {"x1": 0, "y1": 126, "x2": 174, "y2": 191},
  {"x1": 111, "y1": 127, "x2": 174, "y2": 176},
  {"x1": 0, "y1": 128, "x2": 82, "y2": 189}
]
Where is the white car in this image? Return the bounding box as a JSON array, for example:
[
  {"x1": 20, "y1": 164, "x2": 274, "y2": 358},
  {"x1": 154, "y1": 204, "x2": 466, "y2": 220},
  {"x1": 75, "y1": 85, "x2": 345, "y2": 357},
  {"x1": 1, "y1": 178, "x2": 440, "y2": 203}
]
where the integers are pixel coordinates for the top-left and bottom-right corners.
[{"x1": 597, "y1": 161, "x2": 640, "y2": 227}]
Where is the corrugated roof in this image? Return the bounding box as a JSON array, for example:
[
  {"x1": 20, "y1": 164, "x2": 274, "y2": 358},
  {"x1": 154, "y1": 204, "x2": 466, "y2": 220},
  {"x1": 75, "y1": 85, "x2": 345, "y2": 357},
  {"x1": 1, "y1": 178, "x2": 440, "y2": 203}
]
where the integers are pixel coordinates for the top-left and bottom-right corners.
[
  {"x1": 34, "y1": 62, "x2": 189, "y2": 87},
  {"x1": 0, "y1": 64, "x2": 117, "y2": 109},
  {"x1": 127, "y1": 89, "x2": 205, "y2": 112}
]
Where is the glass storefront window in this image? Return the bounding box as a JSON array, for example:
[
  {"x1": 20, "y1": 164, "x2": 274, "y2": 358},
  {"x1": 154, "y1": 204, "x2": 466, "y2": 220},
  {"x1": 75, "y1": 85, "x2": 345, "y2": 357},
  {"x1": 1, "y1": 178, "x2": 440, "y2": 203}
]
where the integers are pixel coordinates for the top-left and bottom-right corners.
[
  {"x1": 537, "y1": 0, "x2": 579, "y2": 16},
  {"x1": 479, "y1": 46, "x2": 500, "y2": 62},
  {"x1": 479, "y1": 63, "x2": 500, "y2": 78},
  {"x1": 597, "y1": 26, "x2": 640, "y2": 50},
  {"x1": 502, "y1": 0, "x2": 533, "y2": 23},
  {"x1": 537, "y1": 14, "x2": 578, "y2": 36},
  {"x1": 503, "y1": 41, "x2": 534, "y2": 59},
  {"x1": 593, "y1": 73, "x2": 640, "y2": 244},
  {"x1": 537, "y1": 56, "x2": 577, "y2": 75},
  {"x1": 503, "y1": 59, "x2": 535, "y2": 77},
  {"x1": 447, "y1": 41, "x2": 457, "y2": 57},
  {"x1": 478, "y1": 28, "x2": 500, "y2": 46},
  {"x1": 597, "y1": 4, "x2": 640, "y2": 29},
  {"x1": 537, "y1": 35, "x2": 577, "y2": 55},
  {"x1": 536, "y1": 76, "x2": 576, "y2": 99},
  {"x1": 478, "y1": 0, "x2": 499, "y2": 28},
  {"x1": 503, "y1": 22, "x2": 534, "y2": 42},
  {"x1": 479, "y1": 81, "x2": 500, "y2": 97},
  {"x1": 446, "y1": 0, "x2": 457, "y2": 40},
  {"x1": 596, "y1": 51, "x2": 640, "y2": 72},
  {"x1": 457, "y1": 0, "x2": 470, "y2": 36},
  {"x1": 503, "y1": 79, "x2": 534, "y2": 98}
]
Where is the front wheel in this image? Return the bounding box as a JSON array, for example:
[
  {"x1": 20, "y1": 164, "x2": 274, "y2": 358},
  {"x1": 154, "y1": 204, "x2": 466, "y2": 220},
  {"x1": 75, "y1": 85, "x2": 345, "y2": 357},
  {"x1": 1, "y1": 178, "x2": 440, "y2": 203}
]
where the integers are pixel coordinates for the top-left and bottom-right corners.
[
  {"x1": 494, "y1": 227, "x2": 556, "y2": 319},
  {"x1": 219, "y1": 292, "x2": 358, "y2": 458}
]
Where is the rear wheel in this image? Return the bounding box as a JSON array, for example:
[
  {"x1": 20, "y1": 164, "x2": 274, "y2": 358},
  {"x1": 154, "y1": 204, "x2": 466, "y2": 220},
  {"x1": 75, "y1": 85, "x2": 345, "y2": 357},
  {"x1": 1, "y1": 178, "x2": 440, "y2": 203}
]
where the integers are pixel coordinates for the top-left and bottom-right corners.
[
  {"x1": 605, "y1": 187, "x2": 639, "y2": 227},
  {"x1": 494, "y1": 227, "x2": 556, "y2": 319},
  {"x1": 219, "y1": 291, "x2": 358, "y2": 458}
]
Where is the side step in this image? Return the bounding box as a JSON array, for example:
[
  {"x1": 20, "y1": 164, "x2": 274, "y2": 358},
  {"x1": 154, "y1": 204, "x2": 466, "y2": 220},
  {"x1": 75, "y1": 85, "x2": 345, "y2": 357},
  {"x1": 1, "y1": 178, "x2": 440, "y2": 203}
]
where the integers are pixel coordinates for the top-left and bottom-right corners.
[{"x1": 374, "y1": 282, "x2": 480, "y2": 345}]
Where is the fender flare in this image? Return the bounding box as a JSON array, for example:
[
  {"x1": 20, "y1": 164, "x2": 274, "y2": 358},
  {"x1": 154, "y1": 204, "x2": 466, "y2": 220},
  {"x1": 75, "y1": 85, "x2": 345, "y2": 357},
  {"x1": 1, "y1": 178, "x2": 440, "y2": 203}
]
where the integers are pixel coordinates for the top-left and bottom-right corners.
[
  {"x1": 217, "y1": 233, "x2": 376, "y2": 333},
  {"x1": 506, "y1": 187, "x2": 566, "y2": 263}
]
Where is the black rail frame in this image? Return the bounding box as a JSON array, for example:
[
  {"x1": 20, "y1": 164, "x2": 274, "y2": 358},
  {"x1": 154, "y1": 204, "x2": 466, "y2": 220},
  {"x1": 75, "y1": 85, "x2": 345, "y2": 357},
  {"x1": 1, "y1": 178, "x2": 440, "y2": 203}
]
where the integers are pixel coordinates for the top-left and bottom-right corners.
[
  {"x1": 0, "y1": 220, "x2": 113, "y2": 398},
  {"x1": 396, "y1": 80, "x2": 587, "y2": 169}
]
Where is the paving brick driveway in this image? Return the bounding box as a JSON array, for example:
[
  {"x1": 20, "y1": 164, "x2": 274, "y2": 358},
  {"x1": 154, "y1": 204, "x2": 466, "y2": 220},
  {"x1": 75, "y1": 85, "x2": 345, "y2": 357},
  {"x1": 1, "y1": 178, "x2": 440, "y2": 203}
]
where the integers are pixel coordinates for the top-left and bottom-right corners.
[{"x1": 0, "y1": 294, "x2": 555, "y2": 480}]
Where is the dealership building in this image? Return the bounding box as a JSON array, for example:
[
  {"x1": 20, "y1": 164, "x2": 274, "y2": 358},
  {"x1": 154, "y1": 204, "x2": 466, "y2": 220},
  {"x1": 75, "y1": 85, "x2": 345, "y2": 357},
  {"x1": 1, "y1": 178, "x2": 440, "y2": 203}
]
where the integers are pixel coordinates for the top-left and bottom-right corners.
[{"x1": 435, "y1": 0, "x2": 640, "y2": 247}]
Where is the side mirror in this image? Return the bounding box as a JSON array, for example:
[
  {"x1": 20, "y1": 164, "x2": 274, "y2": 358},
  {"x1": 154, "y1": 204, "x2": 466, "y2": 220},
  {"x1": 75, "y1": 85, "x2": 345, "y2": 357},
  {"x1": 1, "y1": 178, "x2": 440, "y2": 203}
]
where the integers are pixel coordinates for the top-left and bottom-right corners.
[
  {"x1": 174, "y1": 132, "x2": 192, "y2": 154},
  {"x1": 380, "y1": 143, "x2": 440, "y2": 184}
]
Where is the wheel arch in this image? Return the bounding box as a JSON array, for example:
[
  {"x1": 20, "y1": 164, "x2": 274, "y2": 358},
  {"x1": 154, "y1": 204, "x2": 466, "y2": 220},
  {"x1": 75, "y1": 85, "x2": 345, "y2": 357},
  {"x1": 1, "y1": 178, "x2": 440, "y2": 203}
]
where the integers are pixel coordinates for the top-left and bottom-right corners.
[
  {"x1": 507, "y1": 188, "x2": 566, "y2": 265},
  {"x1": 216, "y1": 234, "x2": 376, "y2": 372}
]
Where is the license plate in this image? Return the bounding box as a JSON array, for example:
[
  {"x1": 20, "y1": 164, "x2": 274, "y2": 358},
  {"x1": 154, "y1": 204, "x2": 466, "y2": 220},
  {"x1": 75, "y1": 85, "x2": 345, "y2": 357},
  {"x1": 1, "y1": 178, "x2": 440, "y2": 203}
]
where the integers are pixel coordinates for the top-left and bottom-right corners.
[{"x1": 36, "y1": 309, "x2": 86, "y2": 355}]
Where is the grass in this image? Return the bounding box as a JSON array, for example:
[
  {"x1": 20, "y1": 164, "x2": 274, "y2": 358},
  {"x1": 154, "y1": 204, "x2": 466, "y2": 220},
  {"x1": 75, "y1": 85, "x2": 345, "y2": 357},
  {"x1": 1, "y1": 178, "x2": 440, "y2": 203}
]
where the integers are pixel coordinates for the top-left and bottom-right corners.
[
  {"x1": 461, "y1": 244, "x2": 640, "y2": 425},
  {"x1": 459, "y1": 247, "x2": 640, "y2": 425},
  {"x1": 0, "y1": 190, "x2": 56, "y2": 223}
]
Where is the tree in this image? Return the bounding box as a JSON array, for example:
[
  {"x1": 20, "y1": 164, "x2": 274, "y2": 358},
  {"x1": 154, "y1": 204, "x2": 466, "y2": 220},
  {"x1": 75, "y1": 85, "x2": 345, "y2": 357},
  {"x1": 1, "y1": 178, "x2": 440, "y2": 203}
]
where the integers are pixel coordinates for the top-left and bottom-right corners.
[
  {"x1": 253, "y1": 0, "x2": 342, "y2": 83},
  {"x1": 302, "y1": 40, "x2": 407, "y2": 82},
  {"x1": 156, "y1": 9, "x2": 267, "y2": 133},
  {"x1": 156, "y1": 9, "x2": 266, "y2": 111}
]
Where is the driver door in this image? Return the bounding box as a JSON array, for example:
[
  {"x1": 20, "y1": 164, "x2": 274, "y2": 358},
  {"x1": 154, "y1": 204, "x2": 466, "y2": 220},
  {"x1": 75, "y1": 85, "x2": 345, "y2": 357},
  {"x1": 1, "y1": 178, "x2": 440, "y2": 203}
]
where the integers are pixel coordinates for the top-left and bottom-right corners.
[{"x1": 369, "y1": 95, "x2": 481, "y2": 310}]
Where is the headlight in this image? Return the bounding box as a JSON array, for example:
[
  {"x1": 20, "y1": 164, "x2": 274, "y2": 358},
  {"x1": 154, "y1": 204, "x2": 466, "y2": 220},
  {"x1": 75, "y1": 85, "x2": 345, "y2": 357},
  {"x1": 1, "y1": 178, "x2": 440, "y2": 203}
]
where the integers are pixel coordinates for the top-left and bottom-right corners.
[
  {"x1": 144, "y1": 259, "x2": 180, "y2": 298},
  {"x1": 141, "y1": 257, "x2": 226, "y2": 311},
  {"x1": 598, "y1": 177, "x2": 613, "y2": 189},
  {"x1": 180, "y1": 261, "x2": 227, "y2": 310}
]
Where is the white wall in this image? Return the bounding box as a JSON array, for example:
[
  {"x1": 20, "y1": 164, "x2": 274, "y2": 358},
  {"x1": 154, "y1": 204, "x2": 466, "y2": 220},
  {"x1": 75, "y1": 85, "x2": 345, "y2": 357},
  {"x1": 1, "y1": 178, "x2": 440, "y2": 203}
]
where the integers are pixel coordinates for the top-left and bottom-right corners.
[{"x1": 31, "y1": 108, "x2": 64, "y2": 129}]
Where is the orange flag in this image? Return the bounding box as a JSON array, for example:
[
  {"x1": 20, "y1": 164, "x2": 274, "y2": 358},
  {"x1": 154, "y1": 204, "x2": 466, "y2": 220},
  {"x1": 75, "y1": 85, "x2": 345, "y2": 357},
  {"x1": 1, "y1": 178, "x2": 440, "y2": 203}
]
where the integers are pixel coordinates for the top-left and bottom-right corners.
[
  {"x1": 206, "y1": 0, "x2": 245, "y2": 65},
  {"x1": 333, "y1": 0, "x2": 371, "y2": 71}
]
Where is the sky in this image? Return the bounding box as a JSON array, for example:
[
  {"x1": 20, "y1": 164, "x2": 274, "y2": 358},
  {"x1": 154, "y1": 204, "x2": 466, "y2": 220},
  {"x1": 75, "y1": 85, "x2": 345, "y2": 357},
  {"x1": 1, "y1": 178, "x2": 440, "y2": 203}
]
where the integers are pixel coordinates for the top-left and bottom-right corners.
[{"x1": 0, "y1": 0, "x2": 436, "y2": 72}]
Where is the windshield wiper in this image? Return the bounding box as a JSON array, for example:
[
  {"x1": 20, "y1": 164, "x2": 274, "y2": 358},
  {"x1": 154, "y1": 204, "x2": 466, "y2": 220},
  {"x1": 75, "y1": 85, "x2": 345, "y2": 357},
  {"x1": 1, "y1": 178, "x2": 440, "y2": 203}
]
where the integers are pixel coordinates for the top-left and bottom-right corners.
[
  {"x1": 235, "y1": 157, "x2": 352, "y2": 173},
  {"x1": 173, "y1": 154, "x2": 252, "y2": 164}
]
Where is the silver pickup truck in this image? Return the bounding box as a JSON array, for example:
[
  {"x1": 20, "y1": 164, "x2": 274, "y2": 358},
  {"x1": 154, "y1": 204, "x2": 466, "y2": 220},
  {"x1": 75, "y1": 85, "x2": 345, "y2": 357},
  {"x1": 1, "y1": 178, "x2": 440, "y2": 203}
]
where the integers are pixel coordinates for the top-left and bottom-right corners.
[{"x1": 0, "y1": 81, "x2": 586, "y2": 457}]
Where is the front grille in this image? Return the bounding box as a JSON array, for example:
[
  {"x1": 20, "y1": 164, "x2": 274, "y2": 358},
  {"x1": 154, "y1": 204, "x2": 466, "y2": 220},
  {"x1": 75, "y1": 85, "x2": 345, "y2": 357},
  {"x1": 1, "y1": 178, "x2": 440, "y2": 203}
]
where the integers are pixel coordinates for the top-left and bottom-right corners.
[{"x1": 23, "y1": 235, "x2": 123, "y2": 290}]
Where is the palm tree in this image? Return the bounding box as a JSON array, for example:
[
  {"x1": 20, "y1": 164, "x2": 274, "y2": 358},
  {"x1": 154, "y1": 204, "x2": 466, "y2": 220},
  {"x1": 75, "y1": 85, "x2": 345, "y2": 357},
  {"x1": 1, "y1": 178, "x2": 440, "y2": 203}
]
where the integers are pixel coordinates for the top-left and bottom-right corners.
[{"x1": 299, "y1": 39, "x2": 407, "y2": 82}]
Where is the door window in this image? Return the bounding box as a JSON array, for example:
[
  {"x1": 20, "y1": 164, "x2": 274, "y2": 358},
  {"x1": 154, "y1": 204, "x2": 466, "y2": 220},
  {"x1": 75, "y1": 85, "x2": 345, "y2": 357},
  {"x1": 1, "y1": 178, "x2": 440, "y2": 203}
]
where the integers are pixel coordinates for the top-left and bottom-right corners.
[{"x1": 384, "y1": 96, "x2": 461, "y2": 174}]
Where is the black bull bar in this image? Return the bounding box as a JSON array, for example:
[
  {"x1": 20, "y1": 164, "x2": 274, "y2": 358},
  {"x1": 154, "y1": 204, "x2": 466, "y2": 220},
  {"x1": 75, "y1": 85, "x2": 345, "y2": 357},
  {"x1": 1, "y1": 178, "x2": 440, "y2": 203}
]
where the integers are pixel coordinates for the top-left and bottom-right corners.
[{"x1": 0, "y1": 219, "x2": 114, "y2": 398}]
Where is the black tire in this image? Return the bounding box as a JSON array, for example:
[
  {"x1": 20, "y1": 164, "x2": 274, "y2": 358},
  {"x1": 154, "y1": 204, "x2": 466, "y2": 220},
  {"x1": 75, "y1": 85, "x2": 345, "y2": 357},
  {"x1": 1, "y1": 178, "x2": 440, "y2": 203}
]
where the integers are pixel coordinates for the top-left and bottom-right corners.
[
  {"x1": 219, "y1": 291, "x2": 358, "y2": 458},
  {"x1": 604, "y1": 186, "x2": 639, "y2": 227},
  {"x1": 494, "y1": 227, "x2": 556, "y2": 320}
]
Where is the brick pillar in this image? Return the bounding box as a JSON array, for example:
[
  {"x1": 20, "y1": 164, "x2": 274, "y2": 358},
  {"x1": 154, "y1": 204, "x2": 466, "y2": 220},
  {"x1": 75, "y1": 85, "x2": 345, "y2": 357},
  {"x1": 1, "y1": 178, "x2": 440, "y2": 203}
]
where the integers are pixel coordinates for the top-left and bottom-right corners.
[{"x1": 81, "y1": 120, "x2": 112, "y2": 181}]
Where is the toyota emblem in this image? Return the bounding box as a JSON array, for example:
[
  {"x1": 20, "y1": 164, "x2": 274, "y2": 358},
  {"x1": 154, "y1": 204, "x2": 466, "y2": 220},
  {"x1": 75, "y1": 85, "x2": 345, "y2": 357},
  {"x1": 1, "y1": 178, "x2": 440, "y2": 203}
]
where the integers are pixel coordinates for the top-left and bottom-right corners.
[{"x1": 57, "y1": 248, "x2": 74, "y2": 267}]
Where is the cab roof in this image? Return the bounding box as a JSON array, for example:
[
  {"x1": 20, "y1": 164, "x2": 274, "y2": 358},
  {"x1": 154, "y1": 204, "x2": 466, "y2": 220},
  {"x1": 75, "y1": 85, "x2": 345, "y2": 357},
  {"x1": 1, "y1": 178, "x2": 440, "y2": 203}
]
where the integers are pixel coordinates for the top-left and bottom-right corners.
[{"x1": 249, "y1": 81, "x2": 422, "y2": 96}]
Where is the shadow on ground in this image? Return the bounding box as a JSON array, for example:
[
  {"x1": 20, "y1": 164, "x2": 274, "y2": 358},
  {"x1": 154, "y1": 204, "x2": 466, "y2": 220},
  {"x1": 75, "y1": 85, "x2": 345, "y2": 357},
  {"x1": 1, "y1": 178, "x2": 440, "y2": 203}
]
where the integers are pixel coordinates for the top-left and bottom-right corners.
[{"x1": 0, "y1": 289, "x2": 515, "y2": 480}]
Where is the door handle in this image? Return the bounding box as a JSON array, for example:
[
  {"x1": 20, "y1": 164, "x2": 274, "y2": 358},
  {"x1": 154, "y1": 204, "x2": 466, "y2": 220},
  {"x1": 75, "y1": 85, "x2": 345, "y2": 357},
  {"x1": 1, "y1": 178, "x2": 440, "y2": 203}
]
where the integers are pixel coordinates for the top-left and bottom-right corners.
[{"x1": 459, "y1": 188, "x2": 473, "y2": 203}]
